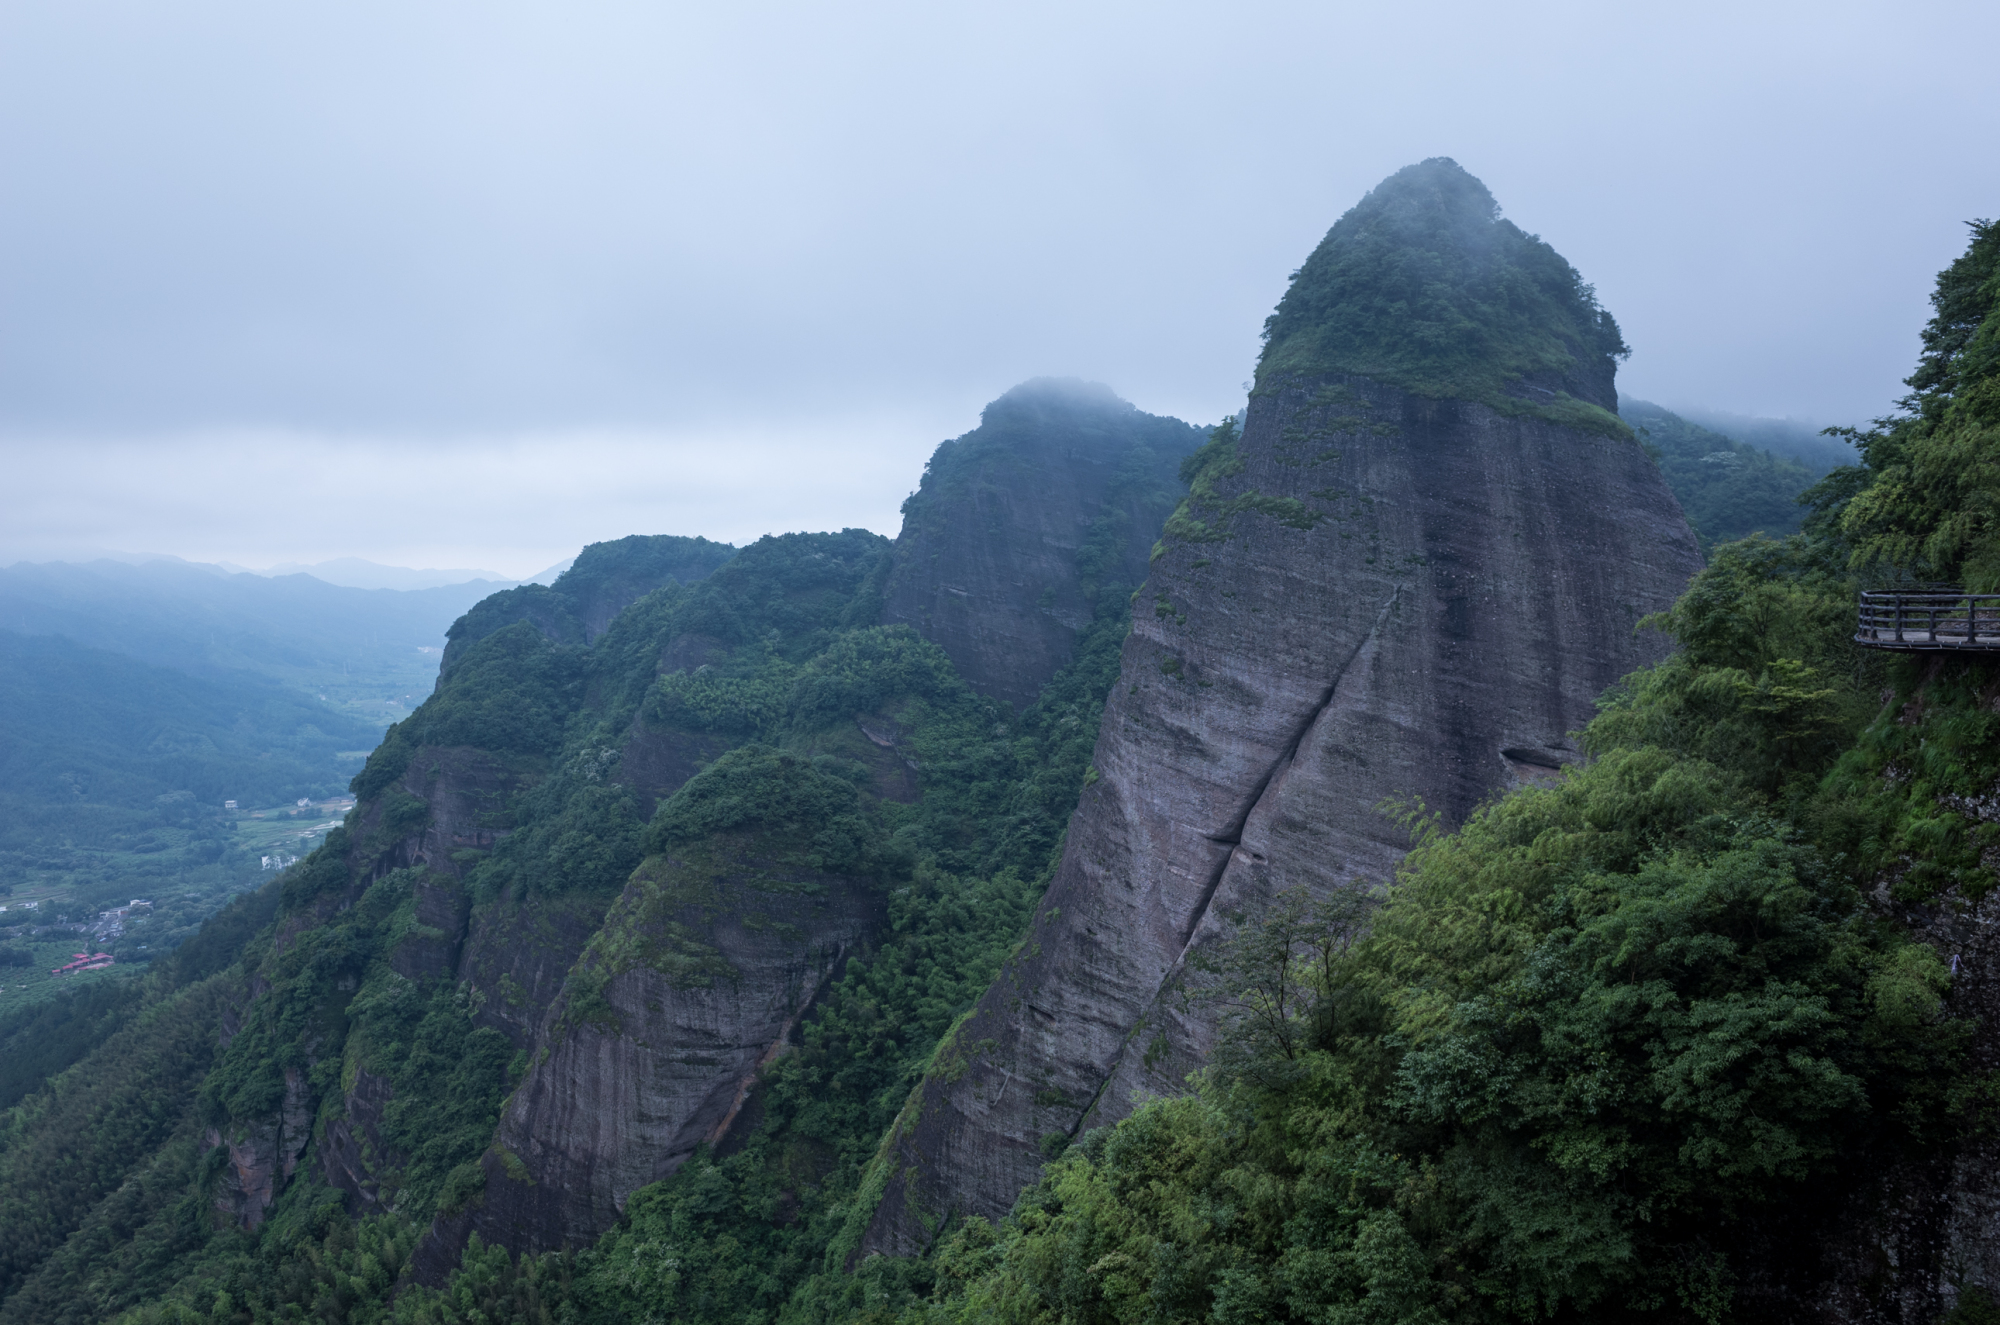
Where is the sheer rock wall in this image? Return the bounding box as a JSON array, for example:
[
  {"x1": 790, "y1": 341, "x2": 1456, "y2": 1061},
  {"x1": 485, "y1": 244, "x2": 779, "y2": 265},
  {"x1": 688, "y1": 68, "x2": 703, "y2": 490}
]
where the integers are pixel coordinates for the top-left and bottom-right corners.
[
  {"x1": 879, "y1": 379, "x2": 1201, "y2": 712},
  {"x1": 859, "y1": 372, "x2": 1703, "y2": 1254}
]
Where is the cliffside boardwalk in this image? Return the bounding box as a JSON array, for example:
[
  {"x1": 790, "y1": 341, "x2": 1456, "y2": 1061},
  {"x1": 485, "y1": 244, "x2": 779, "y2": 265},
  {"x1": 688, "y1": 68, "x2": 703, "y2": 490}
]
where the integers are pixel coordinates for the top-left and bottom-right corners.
[{"x1": 1855, "y1": 588, "x2": 2000, "y2": 649}]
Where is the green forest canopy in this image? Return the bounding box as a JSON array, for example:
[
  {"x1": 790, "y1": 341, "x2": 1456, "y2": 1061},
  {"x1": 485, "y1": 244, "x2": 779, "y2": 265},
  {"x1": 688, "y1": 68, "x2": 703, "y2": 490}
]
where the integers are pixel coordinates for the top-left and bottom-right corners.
[{"x1": 1619, "y1": 398, "x2": 1824, "y2": 551}]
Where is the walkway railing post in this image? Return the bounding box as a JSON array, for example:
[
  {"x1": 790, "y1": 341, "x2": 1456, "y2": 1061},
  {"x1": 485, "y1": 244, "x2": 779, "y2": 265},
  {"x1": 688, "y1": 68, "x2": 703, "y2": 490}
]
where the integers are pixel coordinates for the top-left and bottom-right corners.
[{"x1": 1857, "y1": 589, "x2": 2000, "y2": 652}]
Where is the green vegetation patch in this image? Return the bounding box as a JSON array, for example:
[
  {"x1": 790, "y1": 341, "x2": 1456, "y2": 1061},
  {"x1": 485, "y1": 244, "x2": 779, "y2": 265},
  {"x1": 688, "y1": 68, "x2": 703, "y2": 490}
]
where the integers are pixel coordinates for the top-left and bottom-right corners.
[
  {"x1": 1623, "y1": 398, "x2": 1827, "y2": 552},
  {"x1": 1154, "y1": 416, "x2": 1324, "y2": 560},
  {"x1": 897, "y1": 593, "x2": 1957, "y2": 1325},
  {"x1": 1824, "y1": 219, "x2": 2000, "y2": 589},
  {"x1": 1257, "y1": 157, "x2": 1631, "y2": 437}
]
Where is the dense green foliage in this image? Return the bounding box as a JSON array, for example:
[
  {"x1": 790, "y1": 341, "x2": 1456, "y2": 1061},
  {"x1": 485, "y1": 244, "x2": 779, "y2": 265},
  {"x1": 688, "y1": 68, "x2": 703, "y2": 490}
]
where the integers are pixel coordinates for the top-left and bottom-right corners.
[
  {"x1": 511, "y1": 534, "x2": 1149, "y2": 1325},
  {"x1": 0, "y1": 963, "x2": 245, "y2": 1315},
  {"x1": 441, "y1": 534, "x2": 736, "y2": 668},
  {"x1": 0, "y1": 977, "x2": 146, "y2": 1110},
  {"x1": 867, "y1": 556, "x2": 1949, "y2": 1324},
  {"x1": 0, "y1": 471, "x2": 1148, "y2": 1325},
  {"x1": 1619, "y1": 399, "x2": 1824, "y2": 551},
  {"x1": 1820, "y1": 220, "x2": 2000, "y2": 589},
  {"x1": 1258, "y1": 159, "x2": 1629, "y2": 436},
  {"x1": 17, "y1": 226, "x2": 2000, "y2": 1325}
]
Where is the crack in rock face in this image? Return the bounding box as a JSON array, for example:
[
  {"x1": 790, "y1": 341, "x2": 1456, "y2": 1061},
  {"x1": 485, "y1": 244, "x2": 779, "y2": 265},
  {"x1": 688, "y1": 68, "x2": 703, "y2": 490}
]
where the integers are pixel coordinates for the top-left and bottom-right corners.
[
  {"x1": 1173, "y1": 584, "x2": 1404, "y2": 954},
  {"x1": 412, "y1": 842, "x2": 885, "y2": 1278},
  {"x1": 855, "y1": 373, "x2": 1702, "y2": 1256}
]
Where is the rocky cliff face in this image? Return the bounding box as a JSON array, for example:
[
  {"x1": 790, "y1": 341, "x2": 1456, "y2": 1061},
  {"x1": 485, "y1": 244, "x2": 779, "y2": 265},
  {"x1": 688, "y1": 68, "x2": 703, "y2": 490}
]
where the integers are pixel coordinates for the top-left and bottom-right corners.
[
  {"x1": 209, "y1": 1065, "x2": 313, "y2": 1230},
  {"x1": 437, "y1": 838, "x2": 885, "y2": 1262},
  {"x1": 879, "y1": 379, "x2": 1201, "y2": 711},
  {"x1": 381, "y1": 401, "x2": 1198, "y2": 1273},
  {"x1": 858, "y1": 166, "x2": 1704, "y2": 1254}
]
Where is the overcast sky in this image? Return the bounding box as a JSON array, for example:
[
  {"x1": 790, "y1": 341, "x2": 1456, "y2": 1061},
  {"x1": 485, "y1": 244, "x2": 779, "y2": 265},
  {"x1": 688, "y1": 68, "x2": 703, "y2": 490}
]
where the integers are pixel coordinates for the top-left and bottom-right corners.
[{"x1": 2, "y1": 0, "x2": 1995, "y2": 577}]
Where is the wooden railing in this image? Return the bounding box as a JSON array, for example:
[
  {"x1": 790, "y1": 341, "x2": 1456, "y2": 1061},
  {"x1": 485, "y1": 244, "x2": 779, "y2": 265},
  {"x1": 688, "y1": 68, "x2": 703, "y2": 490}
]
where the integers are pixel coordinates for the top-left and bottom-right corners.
[{"x1": 1855, "y1": 589, "x2": 2000, "y2": 650}]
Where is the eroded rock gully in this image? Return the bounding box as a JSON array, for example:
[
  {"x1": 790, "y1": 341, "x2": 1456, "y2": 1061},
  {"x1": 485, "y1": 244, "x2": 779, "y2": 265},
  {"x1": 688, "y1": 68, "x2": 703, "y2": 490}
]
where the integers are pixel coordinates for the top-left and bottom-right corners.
[{"x1": 858, "y1": 372, "x2": 1704, "y2": 1254}]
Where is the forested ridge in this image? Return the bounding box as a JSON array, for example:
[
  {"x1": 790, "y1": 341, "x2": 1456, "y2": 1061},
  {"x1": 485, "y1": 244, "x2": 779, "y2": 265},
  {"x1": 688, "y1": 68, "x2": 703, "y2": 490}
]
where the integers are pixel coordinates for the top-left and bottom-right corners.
[
  {"x1": 0, "y1": 397, "x2": 1193, "y2": 1324},
  {"x1": 0, "y1": 203, "x2": 1994, "y2": 1325},
  {"x1": 1618, "y1": 400, "x2": 1830, "y2": 552}
]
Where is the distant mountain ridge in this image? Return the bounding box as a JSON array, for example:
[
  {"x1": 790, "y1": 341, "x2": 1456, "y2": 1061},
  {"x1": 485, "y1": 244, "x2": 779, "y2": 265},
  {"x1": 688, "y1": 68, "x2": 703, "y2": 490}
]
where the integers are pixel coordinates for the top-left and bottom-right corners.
[
  {"x1": 1667, "y1": 403, "x2": 1857, "y2": 473},
  {"x1": 248, "y1": 558, "x2": 516, "y2": 592},
  {"x1": 1619, "y1": 398, "x2": 1825, "y2": 551},
  {"x1": 0, "y1": 559, "x2": 505, "y2": 711}
]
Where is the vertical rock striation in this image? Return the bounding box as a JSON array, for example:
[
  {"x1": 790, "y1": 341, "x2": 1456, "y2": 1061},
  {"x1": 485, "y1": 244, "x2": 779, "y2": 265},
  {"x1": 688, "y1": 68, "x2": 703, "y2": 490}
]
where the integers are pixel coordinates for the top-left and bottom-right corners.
[
  {"x1": 879, "y1": 379, "x2": 1202, "y2": 711},
  {"x1": 858, "y1": 159, "x2": 1704, "y2": 1254},
  {"x1": 435, "y1": 847, "x2": 885, "y2": 1265}
]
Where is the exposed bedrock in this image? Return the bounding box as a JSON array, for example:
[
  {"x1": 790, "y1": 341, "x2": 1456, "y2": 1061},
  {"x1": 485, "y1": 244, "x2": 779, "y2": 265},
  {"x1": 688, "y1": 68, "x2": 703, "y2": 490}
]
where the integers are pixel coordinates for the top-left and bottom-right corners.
[
  {"x1": 879, "y1": 378, "x2": 1201, "y2": 711},
  {"x1": 859, "y1": 372, "x2": 1703, "y2": 1254},
  {"x1": 208, "y1": 1066, "x2": 313, "y2": 1231},
  {"x1": 416, "y1": 847, "x2": 885, "y2": 1278}
]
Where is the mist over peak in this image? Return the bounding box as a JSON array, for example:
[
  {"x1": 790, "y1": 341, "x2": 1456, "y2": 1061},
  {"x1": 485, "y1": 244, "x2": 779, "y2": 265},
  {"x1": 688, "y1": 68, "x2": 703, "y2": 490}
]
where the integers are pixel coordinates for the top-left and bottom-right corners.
[
  {"x1": 982, "y1": 377, "x2": 1138, "y2": 425},
  {"x1": 1259, "y1": 157, "x2": 1628, "y2": 422}
]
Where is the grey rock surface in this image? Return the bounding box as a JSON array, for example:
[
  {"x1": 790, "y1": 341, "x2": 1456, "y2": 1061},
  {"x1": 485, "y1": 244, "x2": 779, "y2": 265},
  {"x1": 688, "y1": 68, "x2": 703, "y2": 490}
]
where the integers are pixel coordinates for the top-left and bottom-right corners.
[
  {"x1": 880, "y1": 378, "x2": 1201, "y2": 711},
  {"x1": 439, "y1": 848, "x2": 884, "y2": 1266},
  {"x1": 209, "y1": 1066, "x2": 313, "y2": 1231},
  {"x1": 859, "y1": 372, "x2": 1703, "y2": 1254}
]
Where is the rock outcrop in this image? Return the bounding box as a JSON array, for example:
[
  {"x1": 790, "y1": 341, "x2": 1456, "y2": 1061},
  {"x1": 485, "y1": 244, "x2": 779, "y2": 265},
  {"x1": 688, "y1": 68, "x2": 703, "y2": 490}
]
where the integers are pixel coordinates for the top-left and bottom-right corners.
[
  {"x1": 443, "y1": 842, "x2": 885, "y2": 1260},
  {"x1": 879, "y1": 379, "x2": 1202, "y2": 711},
  {"x1": 858, "y1": 160, "x2": 1704, "y2": 1255},
  {"x1": 209, "y1": 1065, "x2": 314, "y2": 1230}
]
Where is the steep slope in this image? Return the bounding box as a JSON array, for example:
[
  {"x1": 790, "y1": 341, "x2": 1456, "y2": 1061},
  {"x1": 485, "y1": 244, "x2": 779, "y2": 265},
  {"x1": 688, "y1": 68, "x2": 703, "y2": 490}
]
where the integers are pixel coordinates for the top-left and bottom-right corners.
[
  {"x1": 879, "y1": 379, "x2": 1203, "y2": 710},
  {"x1": 0, "y1": 380, "x2": 1193, "y2": 1323},
  {"x1": 422, "y1": 748, "x2": 896, "y2": 1269},
  {"x1": 896, "y1": 220, "x2": 2000, "y2": 1325},
  {"x1": 858, "y1": 158, "x2": 1703, "y2": 1253}
]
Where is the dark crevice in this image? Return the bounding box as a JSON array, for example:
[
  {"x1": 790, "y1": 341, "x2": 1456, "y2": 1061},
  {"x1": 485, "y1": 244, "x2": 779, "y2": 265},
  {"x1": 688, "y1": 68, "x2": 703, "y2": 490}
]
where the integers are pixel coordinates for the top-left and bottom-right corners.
[
  {"x1": 1054, "y1": 584, "x2": 1406, "y2": 1170},
  {"x1": 1071, "y1": 1021, "x2": 1135, "y2": 1132},
  {"x1": 1068, "y1": 584, "x2": 1405, "y2": 1128},
  {"x1": 1175, "y1": 583, "x2": 1403, "y2": 951}
]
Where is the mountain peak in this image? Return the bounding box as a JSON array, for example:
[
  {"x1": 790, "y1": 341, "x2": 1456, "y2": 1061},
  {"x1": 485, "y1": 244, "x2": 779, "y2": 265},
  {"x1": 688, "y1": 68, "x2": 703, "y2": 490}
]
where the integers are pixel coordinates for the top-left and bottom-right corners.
[
  {"x1": 1258, "y1": 157, "x2": 1627, "y2": 426},
  {"x1": 982, "y1": 377, "x2": 1135, "y2": 425}
]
